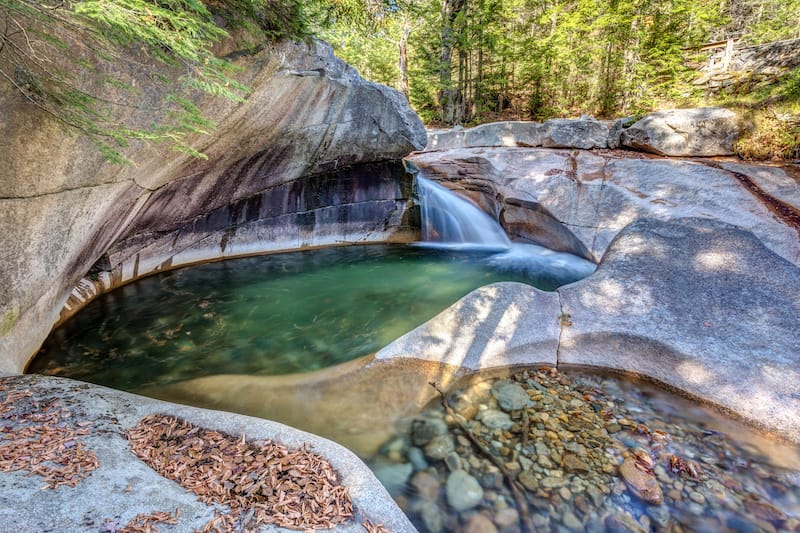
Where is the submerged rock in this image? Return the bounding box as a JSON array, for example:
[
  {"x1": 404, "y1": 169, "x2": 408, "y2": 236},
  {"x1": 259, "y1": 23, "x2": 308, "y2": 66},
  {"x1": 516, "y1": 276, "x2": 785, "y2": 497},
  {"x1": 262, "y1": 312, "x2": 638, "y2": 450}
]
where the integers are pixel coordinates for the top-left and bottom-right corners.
[
  {"x1": 445, "y1": 470, "x2": 484, "y2": 511},
  {"x1": 477, "y1": 409, "x2": 514, "y2": 430},
  {"x1": 491, "y1": 380, "x2": 530, "y2": 411},
  {"x1": 463, "y1": 513, "x2": 498, "y2": 533},
  {"x1": 618, "y1": 458, "x2": 664, "y2": 505}
]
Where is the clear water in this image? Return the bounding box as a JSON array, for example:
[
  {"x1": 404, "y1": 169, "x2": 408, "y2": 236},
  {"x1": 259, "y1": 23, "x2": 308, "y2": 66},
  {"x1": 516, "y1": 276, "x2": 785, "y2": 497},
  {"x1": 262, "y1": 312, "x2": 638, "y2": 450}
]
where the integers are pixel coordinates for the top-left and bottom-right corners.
[
  {"x1": 417, "y1": 176, "x2": 512, "y2": 250},
  {"x1": 29, "y1": 245, "x2": 594, "y2": 391},
  {"x1": 368, "y1": 367, "x2": 800, "y2": 533}
]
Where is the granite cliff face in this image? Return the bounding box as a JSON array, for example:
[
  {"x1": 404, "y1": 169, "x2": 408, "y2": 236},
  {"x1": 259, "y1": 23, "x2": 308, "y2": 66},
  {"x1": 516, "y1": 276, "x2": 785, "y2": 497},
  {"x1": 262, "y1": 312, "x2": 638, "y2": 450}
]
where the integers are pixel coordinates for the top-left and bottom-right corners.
[{"x1": 0, "y1": 39, "x2": 426, "y2": 372}]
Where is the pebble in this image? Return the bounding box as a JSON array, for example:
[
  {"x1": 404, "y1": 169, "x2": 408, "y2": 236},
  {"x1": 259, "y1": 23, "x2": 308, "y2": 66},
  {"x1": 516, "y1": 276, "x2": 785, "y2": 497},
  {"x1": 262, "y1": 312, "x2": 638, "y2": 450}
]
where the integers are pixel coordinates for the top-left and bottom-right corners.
[
  {"x1": 559, "y1": 486, "x2": 572, "y2": 500},
  {"x1": 541, "y1": 476, "x2": 569, "y2": 489},
  {"x1": 410, "y1": 471, "x2": 441, "y2": 502},
  {"x1": 372, "y1": 462, "x2": 412, "y2": 496},
  {"x1": 477, "y1": 409, "x2": 514, "y2": 430},
  {"x1": 562, "y1": 510, "x2": 583, "y2": 529},
  {"x1": 424, "y1": 434, "x2": 455, "y2": 460},
  {"x1": 417, "y1": 501, "x2": 444, "y2": 533},
  {"x1": 689, "y1": 491, "x2": 705, "y2": 505},
  {"x1": 491, "y1": 380, "x2": 530, "y2": 411},
  {"x1": 563, "y1": 453, "x2": 590, "y2": 473},
  {"x1": 444, "y1": 452, "x2": 461, "y2": 472},
  {"x1": 445, "y1": 470, "x2": 484, "y2": 511},
  {"x1": 411, "y1": 417, "x2": 448, "y2": 446},
  {"x1": 518, "y1": 469, "x2": 539, "y2": 491},
  {"x1": 463, "y1": 513, "x2": 498, "y2": 533},
  {"x1": 407, "y1": 446, "x2": 428, "y2": 471},
  {"x1": 494, "y1": 507, "x2": 519, "y2": 528},
  {"x1": 538, "y1": 455, "x2": 554, "y2": 468},
  {"x1": 619, "y1": 458, "x2": 663, "y2": 505}
]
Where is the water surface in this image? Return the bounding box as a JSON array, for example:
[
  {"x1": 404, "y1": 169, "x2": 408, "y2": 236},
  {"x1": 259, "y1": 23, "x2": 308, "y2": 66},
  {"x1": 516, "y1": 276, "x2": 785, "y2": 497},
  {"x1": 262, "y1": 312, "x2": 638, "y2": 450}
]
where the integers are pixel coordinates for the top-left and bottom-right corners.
[{"x1": 30, "y1": 244, "x2": 593, "y2": 390}]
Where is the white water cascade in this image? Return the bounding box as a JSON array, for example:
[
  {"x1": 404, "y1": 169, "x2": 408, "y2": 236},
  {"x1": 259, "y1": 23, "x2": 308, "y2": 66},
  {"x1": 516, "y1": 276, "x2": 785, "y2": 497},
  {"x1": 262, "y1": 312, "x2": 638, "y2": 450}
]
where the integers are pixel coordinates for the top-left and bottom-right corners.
[
  {"x1": 416, "y1": 176, "x2": 512, "y2": 251},
  {"x1": 415, "y1": 174, "x2": 597, "y2": 285}
]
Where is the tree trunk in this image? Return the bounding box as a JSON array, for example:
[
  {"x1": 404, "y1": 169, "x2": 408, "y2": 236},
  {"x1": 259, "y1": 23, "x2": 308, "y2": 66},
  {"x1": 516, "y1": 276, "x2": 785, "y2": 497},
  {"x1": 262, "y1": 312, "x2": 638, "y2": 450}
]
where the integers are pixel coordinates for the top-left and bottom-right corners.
[
  {"x1": 439, "y1": 0, "x2": 467, "y2": 124},
  {"x1": 399, "y1": 14, "x2": 411, "y2": 99}
]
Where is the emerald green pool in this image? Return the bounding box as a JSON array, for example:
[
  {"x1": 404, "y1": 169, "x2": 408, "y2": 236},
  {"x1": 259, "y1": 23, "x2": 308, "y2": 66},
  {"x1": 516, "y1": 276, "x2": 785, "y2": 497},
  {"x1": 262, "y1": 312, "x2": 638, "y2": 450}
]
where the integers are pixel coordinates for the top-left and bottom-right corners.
[{"x1": 29, "y1": 244, "x2": 595, "y2": 390}]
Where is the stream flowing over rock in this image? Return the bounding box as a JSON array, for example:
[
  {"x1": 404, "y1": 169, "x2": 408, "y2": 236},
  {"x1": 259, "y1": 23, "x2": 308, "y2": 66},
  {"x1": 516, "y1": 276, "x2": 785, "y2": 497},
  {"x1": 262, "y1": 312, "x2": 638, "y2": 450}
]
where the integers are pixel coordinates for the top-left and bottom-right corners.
[{"x1": 0, "y1": 39, "x2": 425, "y2": 372}]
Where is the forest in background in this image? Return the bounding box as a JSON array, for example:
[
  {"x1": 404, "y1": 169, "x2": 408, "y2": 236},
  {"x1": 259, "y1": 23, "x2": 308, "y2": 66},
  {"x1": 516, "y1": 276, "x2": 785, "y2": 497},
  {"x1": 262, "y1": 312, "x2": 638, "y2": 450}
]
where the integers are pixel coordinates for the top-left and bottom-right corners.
[
  {"x1": 320, "y1": 0, "x2": 800, "y2": 158},
  {"x1": 1, "y1": 0, "x2": 797, "y2": 160}
]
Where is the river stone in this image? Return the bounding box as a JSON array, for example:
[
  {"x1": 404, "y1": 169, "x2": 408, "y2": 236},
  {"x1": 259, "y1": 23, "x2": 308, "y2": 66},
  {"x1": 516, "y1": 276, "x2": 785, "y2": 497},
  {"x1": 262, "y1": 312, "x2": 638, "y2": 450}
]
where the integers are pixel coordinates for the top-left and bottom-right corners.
[
  {"x1": 411, "y1": 417, "x2": 449, "y2": 446},
  {"x1": 541, "y1": 117, "x2": 609, "y2": 149},
  {"x1": 604, "y1": 512, "x2": 648, "y2": 533},
  {"x1": 494, "y1": 507, "x2": 519, "y2": 528},
  {"x1": 463, "y1": 513, "x2": 498, "y2": 533},
  {"x1": 620, "y1": 107, "x2": 739, "y2": 156},
  {"x1": 410, "y1": 471, "x2": 441, "y2": 502},
  {"x1": 424, "y1": 434, "x2": 455, "y2": 460},
  {"x1": 446, "y1": 470, "x2": 484, "y2": 511},
  {"x1": 407, "y1": 447, "x2": 429, "y2": 471},
  {"x1": 563, "y1": 511, "x2": 583, "y2": 529},
  {"x1": 743, "y1": 494, "x2": 788, "y2": 523},
  {"x1": 417, "y1": 501, "x2": 444, "y2": 533},
  {"x1": 541, "y1": 476, "x2": 569, "y2": 489},
  {"x1": 491, "y1": 380, "x2": 530, "y2": 411},
  {"x1": 518, "y1": 469, "x2": 540, "y2": 491},
  {"x1": 563, "y1": 453, "x2": 591, "y2": 472},
  {"x1": 618, "y1": 458, "x2": 663, "y2": 505},
  {"x1": 477, "y1": 409, "x2": 514, "y2": 430}
]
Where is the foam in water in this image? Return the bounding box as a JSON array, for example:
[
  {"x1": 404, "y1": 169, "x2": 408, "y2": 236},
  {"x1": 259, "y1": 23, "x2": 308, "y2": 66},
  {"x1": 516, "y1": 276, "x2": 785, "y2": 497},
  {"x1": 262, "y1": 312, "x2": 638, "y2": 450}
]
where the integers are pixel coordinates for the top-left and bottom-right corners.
[
  {"x1": 416, "y1": 174, "x2": 595, "y2": 280},
  {"x1": 416, "y1": 176, "x2": 512, "y2": 251}
]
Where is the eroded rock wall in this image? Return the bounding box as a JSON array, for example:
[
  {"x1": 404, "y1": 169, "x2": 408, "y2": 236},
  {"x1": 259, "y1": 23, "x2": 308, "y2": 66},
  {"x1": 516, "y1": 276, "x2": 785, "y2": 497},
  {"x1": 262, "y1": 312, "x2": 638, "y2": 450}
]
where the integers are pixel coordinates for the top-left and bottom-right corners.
[{"x1": 0, "y1": 40, "x2": 426, "y2": 372}]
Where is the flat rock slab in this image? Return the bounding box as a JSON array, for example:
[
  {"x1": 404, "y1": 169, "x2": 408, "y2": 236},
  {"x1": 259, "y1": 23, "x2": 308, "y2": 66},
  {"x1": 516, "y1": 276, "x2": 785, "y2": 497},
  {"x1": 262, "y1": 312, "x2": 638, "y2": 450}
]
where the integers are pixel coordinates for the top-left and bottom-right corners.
[
  {"x1": 558, "y1": 217, "x2": 800, "y2": 442},
  {"x1": 409, "y1": 148, "x2": 800, "y2": 265},
  {"x1": 0, "y1": 374, "x2": 414, "y2": 532},
  {"x1": 375, "y1": 282, "x2": 561, "y2": 370}
]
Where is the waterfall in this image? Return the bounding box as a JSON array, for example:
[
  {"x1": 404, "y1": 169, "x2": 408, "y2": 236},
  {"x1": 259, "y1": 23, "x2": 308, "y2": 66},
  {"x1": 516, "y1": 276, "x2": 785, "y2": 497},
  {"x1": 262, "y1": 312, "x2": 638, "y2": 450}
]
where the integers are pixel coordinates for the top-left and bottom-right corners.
[
  {"x1": 416, "y1": 176, "x2": 512, "y2": 251},
  {"x1": 415, "y1": 174, "x2": 597, "y2": 286}
]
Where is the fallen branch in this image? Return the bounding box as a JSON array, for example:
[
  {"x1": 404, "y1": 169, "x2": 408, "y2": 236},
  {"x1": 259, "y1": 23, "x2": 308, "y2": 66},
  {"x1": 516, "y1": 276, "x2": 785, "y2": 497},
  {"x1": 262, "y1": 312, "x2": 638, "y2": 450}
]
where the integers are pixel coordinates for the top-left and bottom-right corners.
[{"x1": 429, "y1": 382, "x2": 533, "y2": 533}]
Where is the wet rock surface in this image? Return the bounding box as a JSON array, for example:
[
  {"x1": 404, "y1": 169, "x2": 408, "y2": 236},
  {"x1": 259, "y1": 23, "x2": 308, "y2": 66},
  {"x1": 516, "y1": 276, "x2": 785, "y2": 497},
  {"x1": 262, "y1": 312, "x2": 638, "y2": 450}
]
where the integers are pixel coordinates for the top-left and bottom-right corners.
[{"x1": 368, "y1": 367, "x2": 800, "y2": 533}]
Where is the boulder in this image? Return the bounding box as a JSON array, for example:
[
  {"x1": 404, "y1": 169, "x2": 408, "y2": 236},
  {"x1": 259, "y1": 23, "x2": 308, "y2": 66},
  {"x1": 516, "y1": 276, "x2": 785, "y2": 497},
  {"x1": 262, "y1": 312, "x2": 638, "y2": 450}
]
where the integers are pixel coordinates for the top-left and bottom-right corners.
[
  {"x1": 608, "y1": 116, "x2": 635, "y2": 149},
  {"x1": 620, "y1": 107, "x2": 739, "y2": 156},
  {"x1": 541, "y1": 117, "x2": 609, "y2": 149},
  {"x1": 463, "y1": 121, "x2": 544, "y2": 148},
  {"x1": 0, "y1": 39, "x2": 425, "y2": 372}
]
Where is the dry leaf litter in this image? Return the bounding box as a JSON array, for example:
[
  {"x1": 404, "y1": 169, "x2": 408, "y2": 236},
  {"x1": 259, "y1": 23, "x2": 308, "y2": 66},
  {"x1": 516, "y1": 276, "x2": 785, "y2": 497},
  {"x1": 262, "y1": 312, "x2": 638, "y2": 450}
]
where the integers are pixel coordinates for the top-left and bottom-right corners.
[
  {"x1": 0, "y1": 378, "x2": 98, "y2": 488},
  {"x1": 361, "y1": 519, "x2": 392, "y2": 533},
  {"x1": 101, "y1": 509, "x2": 180, "y2": 533},
  {"x1": 127, "y1": 414, "x2": 354, "y2": 531}
]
